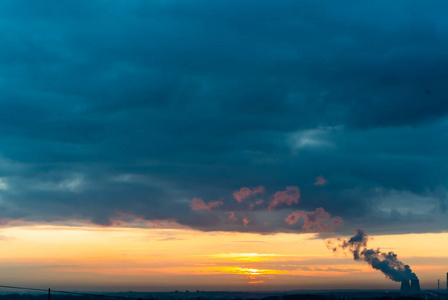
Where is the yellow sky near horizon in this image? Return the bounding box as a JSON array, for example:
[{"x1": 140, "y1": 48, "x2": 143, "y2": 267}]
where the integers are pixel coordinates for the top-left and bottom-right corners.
[{"x1": 0, "y1": 225, "x2": 447, "y2": 292}]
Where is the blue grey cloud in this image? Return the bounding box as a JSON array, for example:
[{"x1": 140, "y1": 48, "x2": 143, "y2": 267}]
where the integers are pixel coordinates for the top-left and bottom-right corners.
[{"x1": 1, "y1": 0, "x2": 448, "y2": 234}]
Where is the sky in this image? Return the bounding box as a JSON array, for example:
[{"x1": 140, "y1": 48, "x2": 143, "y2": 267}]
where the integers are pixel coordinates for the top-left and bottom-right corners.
[{"x1": 1, "y1": 0, "x2": 448, "y2": 292}]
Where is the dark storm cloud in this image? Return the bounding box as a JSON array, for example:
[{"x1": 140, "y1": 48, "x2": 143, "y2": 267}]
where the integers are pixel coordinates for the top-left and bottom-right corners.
[{"x1": 1, "y1": 0, "x2": 448, "y2": 234}]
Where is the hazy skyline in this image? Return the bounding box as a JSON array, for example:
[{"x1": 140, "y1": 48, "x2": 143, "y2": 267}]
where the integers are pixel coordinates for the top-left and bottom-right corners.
[{"x1": 1, "y1": 0, "x2": 448, "y2": 291}]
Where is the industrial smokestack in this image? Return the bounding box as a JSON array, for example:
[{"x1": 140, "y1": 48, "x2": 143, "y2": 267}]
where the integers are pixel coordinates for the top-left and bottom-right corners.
[
  {"x1": 401, "y1": 280, "x2": 410, "y2": 295},
  {"x1": 335, "y1": 229, "x2": 418, "y2": 284},
  {"x1": 410, "y1": 279, "x2": 421, "y2": 294}
]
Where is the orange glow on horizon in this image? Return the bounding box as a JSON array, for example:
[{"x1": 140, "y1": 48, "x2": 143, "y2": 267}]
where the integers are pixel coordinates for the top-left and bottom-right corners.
[{"x1": 0, "y1": 225, "x2": 447, "y2": 291}]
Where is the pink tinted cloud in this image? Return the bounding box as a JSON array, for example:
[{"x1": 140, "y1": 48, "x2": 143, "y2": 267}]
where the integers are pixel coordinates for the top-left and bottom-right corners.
[
  {"x1": 0, "y1": 218, "x2": 16, "y2": 227},
  {"x1": 106, "y1": 212, "x2": 189, "y2": 229},
  {"x1": 314, "y1": 175, "x2": 328, "y2": 186},
  {"x1": 249, "y1": 199, "x2": 264, "y2": 210},
  {"x1": 233, "y1": 186, "x2": 266, "y2": 203},
  {"x1": 285, "y1": 207, "x2": 343, "y2": 233},
  {"x1": 243, "y1": 217, "x2": 250, "y2": 227},
  {"x1": 147, "y1": 219, "x2": 189, "y2": 229},
  {"x1": 268, "y1": 186, "x2": 300, "y2": 210},
  {"x1": 227, "y1": 211, "x2": 235, "y2": 220},
  {"x1": 189, "y1": 197, "x2": 223, "y2": 211}
]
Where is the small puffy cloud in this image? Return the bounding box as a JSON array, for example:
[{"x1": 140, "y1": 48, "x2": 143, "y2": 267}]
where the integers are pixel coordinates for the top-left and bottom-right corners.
[
  {"x1": 243, "y1": 217, "x2": 250, "y2": 227},
  {"x1": 314, "y1": 175, "x2": 328, "y2": 186},
  {"x1": 233, "y1": 186, "x2": 265, "y2": 203},
  {"x1": 268, "y1": 186, "x2": 300, "y2": 210},
  {"x1": 189, "y1": 197, "x2": 223, "y2": 211},
  {"x1": 285, "y1": 207, "x2": 343, "y2": 233}
]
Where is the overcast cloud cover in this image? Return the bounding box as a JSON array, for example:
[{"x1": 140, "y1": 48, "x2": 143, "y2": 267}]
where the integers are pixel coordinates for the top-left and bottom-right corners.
[{"x1": 1, "y1": 0, "x2": 448, "y2": 235}]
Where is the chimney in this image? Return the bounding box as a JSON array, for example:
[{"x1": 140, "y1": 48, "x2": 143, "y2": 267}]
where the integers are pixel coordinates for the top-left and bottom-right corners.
[
  {"x1": 410, "y1": 279, "x2": 421, "y2": 294},
  {"x1": 401, "y1": 280, "x2": 410, "y2": 295}
]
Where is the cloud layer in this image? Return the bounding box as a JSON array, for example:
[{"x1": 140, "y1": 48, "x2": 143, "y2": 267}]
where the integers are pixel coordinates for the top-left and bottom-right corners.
[{"x1": 1, "y1": 0, "x2": 448, "y2": 235}]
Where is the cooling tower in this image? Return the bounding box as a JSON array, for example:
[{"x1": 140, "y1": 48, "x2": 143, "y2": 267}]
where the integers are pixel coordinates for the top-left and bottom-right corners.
[
  {"x1": 410, "y1": 279, "x2": 421, "y2": 294},
  {"x1": 400, "y1": 280, "x2": 410, "y2": 295}
]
